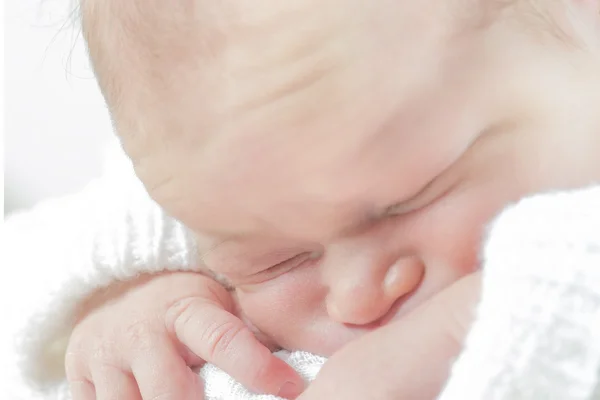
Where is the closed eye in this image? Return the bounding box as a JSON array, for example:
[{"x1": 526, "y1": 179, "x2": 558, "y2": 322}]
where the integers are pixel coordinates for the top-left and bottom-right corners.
[{"x1": 258, "y1": 251, "x2": 321, "y2": 280}]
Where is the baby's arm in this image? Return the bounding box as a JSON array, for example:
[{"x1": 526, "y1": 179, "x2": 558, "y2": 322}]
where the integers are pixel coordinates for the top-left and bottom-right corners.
[{"x1": 4, "y1": 140, "x2": 203, "y2": 394}]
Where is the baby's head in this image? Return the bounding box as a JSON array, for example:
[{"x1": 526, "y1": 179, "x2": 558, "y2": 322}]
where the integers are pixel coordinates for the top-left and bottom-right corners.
[{"x1": 82, "y1": 0, "x2": 600, "y2": 355}]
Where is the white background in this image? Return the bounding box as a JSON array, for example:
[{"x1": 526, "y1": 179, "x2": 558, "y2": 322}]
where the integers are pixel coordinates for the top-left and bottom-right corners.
[
  {"x1": 3, "y1": 2, "x2": 114, "y2": 394},
  {"x1": 4, "y1": 0, "x2": 112, "y2": 216}
]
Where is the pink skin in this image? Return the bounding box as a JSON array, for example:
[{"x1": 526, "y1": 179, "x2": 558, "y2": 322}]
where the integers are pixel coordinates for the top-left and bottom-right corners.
[
  {"x1": 168, "y1": 70, "x2": 598, "y2": 358},
  {"x1": 208, "y1": 127, "x2": 560, "y2": 356},
  {"x1": 87, "y1": 0, "x2": 600, "y2": 357}
]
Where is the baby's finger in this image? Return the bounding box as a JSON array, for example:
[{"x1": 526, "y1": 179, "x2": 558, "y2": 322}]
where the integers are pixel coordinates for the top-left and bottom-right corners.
[
  {"x1": 69, "y1": 379, "x2": 96, "y2": 400},
  {"x1": 167, "y1": 298, "x2": 304, "y2": 399},
  {"x1": 92, "y1": 365, "x2": 141, "y2": 400},
  {"x1": 131, "y1": 337, "x2": 203, "y2": 400}
]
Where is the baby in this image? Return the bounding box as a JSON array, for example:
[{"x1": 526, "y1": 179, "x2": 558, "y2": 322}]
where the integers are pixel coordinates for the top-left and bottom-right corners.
[{"x1": 7, "y1": 0, "x2": 600, "y2": 399}]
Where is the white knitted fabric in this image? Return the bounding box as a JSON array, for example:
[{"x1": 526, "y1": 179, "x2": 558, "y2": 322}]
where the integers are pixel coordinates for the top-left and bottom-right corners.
[
  {"x1": 3, "y1": 141, "x2": 599, "y2": 399},
  {"x1": 439, "y1": 186, "x2": 600, "y2": 400}
]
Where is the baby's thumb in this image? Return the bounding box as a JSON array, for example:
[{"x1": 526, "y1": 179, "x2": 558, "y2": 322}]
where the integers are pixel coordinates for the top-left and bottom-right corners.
[{"x1": 166, "y1": 297, "x2": 304, "y2": 399}]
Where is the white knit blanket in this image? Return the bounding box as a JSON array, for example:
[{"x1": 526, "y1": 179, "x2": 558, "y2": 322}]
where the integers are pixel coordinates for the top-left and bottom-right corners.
[{"x1": 6, "y1": 351, "x2": 325, "y2": 400}]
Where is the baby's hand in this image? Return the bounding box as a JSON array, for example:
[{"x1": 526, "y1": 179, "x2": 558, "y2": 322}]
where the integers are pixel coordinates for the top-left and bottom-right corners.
[{"x1": 65, "y1": 272, "x2": 303, "y2": 400}]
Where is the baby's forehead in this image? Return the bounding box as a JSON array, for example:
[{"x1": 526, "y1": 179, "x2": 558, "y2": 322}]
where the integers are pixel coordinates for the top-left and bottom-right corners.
[
  {"x1": 83, "y1": 0, "x2": 498, "y2": 250},
  {"x1": 83, "y1": 0, "x2": 362, "y2": 155}
]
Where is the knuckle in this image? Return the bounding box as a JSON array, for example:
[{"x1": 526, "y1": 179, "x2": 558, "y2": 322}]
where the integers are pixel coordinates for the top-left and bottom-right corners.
[
  {"x1": 165, "y1": 297, "x2": 199, "y2": 335},
  {"x1": 123, "y1": 319, "x2": 158, "y2": 352},
  {"x1": 65, "y1": 330, "x2": 110, "y2": 380},
  {"x1": 166, "y1": 296, "x2": 251, "y2": 362},
  {"x1": 90, "y1": 335, "x2": 118, "y2": 362},
  {"x1": 201, "y1": 318, "x2": 247, "y2": 361}
]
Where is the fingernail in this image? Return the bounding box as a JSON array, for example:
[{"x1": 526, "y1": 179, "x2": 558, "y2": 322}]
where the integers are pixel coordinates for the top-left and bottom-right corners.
[{"x1": 278, "y1": 381, "x2": 301, "y2": 399}]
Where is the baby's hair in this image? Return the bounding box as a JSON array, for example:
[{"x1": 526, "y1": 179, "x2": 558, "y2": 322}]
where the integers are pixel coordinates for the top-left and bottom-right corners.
[{"x1": 32, "y1": 0, "x2": 87, "y2": 80}]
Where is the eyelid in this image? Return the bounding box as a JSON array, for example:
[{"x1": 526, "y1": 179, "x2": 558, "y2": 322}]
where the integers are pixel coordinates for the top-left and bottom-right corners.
[
  {"x1": 272, "y1": 250, "x2": 322, "y2": 269},
  {"x1": 260, "y1": 250, "x2": 322, "y2": 279}
]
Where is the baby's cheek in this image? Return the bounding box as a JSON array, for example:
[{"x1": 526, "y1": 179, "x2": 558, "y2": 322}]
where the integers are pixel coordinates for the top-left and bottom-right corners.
[{"x1": 235, "y1": 269, "x2": 325, "y2": 347}]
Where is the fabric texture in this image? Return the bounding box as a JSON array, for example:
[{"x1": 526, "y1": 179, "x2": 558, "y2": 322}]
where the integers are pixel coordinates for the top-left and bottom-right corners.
[
  {"x1": 3, "y1": 141, "x2": 600, "y2": 399},
  {"x1": 438, "y1": 185, "x2": 600, "y2": 400}
]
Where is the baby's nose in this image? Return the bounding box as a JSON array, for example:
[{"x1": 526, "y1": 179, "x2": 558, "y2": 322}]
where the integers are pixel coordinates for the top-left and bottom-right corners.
[{"x1": 326, "y1": 257, "x2": 424, "y2": 326}]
